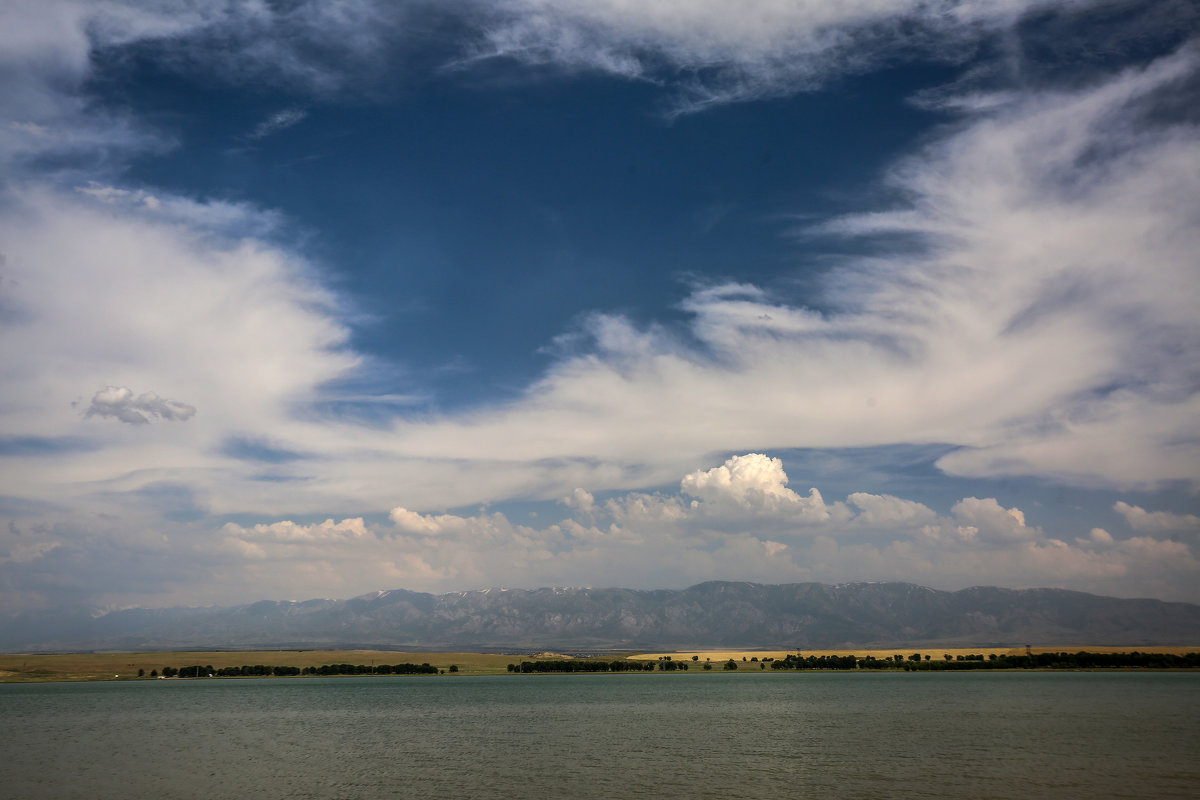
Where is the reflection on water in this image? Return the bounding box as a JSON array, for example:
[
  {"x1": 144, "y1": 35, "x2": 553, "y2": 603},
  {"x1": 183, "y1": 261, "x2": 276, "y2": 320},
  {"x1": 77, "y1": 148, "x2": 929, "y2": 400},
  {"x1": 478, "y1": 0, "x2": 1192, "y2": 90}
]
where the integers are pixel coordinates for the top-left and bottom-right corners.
[{"x1": 2, "y1": 671, "x2": 1198, "y2": 799}]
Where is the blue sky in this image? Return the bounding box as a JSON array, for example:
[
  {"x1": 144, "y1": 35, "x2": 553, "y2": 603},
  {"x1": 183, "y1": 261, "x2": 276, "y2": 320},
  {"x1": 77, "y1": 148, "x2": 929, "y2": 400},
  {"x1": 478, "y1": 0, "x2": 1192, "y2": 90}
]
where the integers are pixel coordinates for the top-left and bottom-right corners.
[{"x1": 1, "y1": 0, "x2": 1198, "y2": 611}]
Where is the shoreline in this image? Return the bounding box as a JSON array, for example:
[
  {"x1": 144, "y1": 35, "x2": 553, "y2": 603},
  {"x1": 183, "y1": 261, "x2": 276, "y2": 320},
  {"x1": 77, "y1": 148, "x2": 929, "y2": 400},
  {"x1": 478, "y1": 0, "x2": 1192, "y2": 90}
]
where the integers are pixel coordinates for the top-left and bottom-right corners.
[{"x1": 4, "y1": 645, "x2": 1200, "y2": 683}]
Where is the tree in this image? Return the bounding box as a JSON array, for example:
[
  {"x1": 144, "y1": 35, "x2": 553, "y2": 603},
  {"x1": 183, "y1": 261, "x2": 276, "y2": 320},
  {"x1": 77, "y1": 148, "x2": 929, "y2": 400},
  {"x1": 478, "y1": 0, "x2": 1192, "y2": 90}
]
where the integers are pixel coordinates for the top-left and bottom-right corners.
[
  {"x1": 448, "y1": 664, "x2": 458, "y2": 673},
  {"x1": 692, "y1": 655, "x2": 699, "y2": 661},
  {"x1": 724, "y1": 659, "x2": 738, "y2": 670}
]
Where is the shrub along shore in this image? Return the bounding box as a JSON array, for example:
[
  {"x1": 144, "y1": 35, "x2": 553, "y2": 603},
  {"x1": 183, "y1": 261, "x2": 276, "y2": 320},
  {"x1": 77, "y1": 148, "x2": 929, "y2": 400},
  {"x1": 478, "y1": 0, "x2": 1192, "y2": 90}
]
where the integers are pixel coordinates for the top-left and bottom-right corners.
[{"x1": 2, "y1": 647, "x2": 1198, "y2": 682}]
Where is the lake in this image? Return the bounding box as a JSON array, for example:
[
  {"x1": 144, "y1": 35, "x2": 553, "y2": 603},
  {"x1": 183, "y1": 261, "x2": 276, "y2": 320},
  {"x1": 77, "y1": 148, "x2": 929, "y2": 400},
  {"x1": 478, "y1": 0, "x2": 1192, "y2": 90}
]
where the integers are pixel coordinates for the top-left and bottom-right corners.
[{"x1": 2, "y1": 671, "x2": 1198, "y2": 799}]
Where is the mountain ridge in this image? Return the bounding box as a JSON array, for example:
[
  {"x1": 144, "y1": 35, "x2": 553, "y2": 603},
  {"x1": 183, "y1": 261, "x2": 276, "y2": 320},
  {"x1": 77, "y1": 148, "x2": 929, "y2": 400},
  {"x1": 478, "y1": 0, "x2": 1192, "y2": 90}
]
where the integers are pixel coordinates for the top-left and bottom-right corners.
[{"x1": 3, "y1": 581, "x2": 1198, "y2": 653}]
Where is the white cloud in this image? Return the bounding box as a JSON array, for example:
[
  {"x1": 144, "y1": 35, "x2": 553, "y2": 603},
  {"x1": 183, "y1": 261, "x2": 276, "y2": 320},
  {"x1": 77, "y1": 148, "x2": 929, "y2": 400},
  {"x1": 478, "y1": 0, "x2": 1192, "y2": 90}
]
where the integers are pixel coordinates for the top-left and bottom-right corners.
[
  {"x1": 0, "y1": 183, "x2": 358, "y2": 515},
  {"x1": 389, "y1": 507, "x2": 444, "y2": 536},
  {"x1": 2, "y1": 0, "x2": 1197, "y2": 611},
  {"x1": 7, "y1": 5, "x2": 1195, "y2": 515},
  {"x1": 472, "y1": 0, "x2": 1068, "y2": 111},
  {"x1": 948, "y1": 497, "x2": 1038, "y2": 543},
  {"x1": 7, "y1": 453, "x2": 1198, "y2": 609},
  {"x1": 680, "y1": 453, "x2": 826, "y2": 516},
  {"x1": 376, "y1": 46, "x2": 1200, "y2": 496},
  {"x1": 847, "y1": 492, "x2": 938, "y2": 527},
  {"x1": 1113, "y1": 502, "x2": 1200, "y2": 532},
  {"x1": 560, "y1": 487, "x2": 595, "y2": 513},
  {"x1": 1076, "y1": 527, "x2": 1114, "y2": 547},
  {"x1": 0, "y1": 1, "x2": 414, "y2": 173},
  {"x1": 85, "y1": 386, "x2": 197, "y2": 425},
  {"x1": 248, "y1": 108, "x2": 308, "y2": 140},
  {"x1": 223, "y1": 517, "x2": 369, "y2": 544},
  {"x1": 370, "y1": 455, "x2": 1198, "y2": 600}
]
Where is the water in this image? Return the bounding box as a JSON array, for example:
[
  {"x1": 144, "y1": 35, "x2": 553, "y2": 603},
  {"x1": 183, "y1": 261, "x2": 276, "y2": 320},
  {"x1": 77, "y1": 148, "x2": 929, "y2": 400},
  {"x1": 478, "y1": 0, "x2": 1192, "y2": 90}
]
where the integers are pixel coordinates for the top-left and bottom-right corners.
[{"x1": 2, "y1": 671, "x2": 1198, "y2": 799}]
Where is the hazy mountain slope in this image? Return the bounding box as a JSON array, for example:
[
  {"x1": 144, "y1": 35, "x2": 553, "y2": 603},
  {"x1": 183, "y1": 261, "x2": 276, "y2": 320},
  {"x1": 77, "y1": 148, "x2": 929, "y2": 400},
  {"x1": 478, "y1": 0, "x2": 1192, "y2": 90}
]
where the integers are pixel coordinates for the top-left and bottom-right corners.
[{"x1": 2, "y1": 582, "x2": 1197, "y2": 652}]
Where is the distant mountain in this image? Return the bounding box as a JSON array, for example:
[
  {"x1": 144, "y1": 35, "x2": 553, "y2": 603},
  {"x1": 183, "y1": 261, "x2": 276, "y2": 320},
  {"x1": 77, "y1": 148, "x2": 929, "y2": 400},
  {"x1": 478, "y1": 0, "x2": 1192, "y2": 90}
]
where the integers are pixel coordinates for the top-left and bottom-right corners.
[{"x1": 3, "y1": 582, "x2": 1198, "y2": 652}]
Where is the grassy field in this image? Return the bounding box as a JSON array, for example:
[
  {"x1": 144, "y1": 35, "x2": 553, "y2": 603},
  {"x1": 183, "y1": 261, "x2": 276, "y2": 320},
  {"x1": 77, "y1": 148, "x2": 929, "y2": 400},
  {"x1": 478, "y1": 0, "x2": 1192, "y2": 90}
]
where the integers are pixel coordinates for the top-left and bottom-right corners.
[
  {"x1": 629, "y1": 646, "x2": 1200, "y2": 663},
  {"x1": 3, "y1": 645, "x2": 1197, "y2": 682},
  {"x1": 0, "y1": 649, "x2": 533, "y2": 682}
]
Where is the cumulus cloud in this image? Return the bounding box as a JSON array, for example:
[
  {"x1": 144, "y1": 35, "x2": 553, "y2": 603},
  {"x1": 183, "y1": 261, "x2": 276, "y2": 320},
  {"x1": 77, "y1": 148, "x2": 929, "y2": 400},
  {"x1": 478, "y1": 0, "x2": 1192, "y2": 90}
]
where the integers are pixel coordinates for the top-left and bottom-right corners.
[
  {"x1": 389, "y1": 506, "x2": 448, "y2": 537},
  {"x1": 84, "y1": 386, "x2": 197, "y2": 425},
  {"x1": 946, "y1": 497, "x2": 1039, "y2": 544},
  {"x1": 1077, "y1": 527, "x2": 1114, "y2": 547},
  {"x1": 371, "y1": 454, "x2": 1198, "y2": 600},
  {"x1": 223, "y1": 517, "x2": 369, "y2": 544},
  {"x1": 3, "y1": 0, "x2": 1198, "y2": 611},
  {"x1": 560, "y1": 487, "x2": 595, "y2": 513},
  {"x1": 6, "y1": 453, "x2": 1198, "y2": 610},
  {"x1": 683, "y1": 453, "x2": 800, "y2": 508},
  {"x1": 1113, "y1": 502, "x2": 1200, "y2": 532},
  {"x1": 847, "y1": 492, "x2": 938, "y2": 527}
]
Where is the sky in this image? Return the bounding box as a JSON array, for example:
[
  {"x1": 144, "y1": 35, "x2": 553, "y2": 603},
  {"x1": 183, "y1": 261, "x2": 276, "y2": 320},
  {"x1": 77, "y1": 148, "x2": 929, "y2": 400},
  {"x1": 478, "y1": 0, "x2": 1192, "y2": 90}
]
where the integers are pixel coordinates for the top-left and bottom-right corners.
[{"x1": 1, "y1": 0, "x2": 1199, "y2": 612}]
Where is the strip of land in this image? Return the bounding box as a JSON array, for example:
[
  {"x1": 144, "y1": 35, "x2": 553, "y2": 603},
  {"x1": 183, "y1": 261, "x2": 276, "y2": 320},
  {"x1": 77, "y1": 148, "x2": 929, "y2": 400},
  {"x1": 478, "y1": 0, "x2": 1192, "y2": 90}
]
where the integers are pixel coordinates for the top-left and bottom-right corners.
[
  {"x1": 628, "y1": 646, "x2": 1200, "y2": 662},
  {"x1": 0, "y1": 650, "x2": 521, "y2": 682},
  {"x1": 3, "y1": 646, "x2": 1198, "y2": 682}
]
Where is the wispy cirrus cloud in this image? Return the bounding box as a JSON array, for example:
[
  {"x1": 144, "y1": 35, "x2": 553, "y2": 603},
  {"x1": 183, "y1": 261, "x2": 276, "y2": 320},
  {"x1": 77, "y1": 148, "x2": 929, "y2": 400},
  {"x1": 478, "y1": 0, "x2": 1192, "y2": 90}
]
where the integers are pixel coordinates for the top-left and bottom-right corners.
[
  {"x1": 366, "y1": 45, "x2": 1200, "y2": 496},
  {"x1": 2, "y1": 0, "x2": 1197, "y2": 614},
  {"x1": 247, "y1": 108, "x2": 308, "y2": 140},
  {"x1": 467, "y1": 0, "x2": 1091, "y2": 112}
]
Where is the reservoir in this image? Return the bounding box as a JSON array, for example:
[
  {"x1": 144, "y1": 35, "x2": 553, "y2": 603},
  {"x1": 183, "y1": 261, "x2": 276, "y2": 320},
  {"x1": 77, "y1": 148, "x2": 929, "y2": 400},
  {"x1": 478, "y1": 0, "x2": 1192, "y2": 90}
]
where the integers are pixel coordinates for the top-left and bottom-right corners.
[{"x1": 2, "y1": 671, "x2": 1197, "y2": 798}]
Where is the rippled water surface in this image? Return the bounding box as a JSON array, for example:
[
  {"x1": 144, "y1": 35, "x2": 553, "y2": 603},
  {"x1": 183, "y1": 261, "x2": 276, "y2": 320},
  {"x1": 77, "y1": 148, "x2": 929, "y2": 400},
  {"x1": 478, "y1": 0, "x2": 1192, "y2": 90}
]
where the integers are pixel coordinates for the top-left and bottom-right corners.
[{"x1": 3, "y1": 671, "x2": 1198, "y2": 799}]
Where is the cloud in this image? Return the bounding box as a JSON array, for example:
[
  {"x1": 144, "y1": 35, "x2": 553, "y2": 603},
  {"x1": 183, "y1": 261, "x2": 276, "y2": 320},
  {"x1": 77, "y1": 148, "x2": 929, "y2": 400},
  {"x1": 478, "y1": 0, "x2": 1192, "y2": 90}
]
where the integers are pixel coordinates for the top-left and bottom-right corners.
[
  {"x1": 680, "y1": 453, "x2": 835, "y2": 520},
  {"x1": 363, "y1": 454, "x2": 1197, "y2": 601},
  {"x1": 374, "y1": 45, "x2": 1200, "y2": 496},
  {"x1": 470, "y1": 0, "x2": 1074, "y2": 112},
  {"x1": 222, "y1": 517, "x2": 368, "y2": 544},
  {"x1": 1077, "y1": 527, "x2": 1114, "y2": 547},
  {"x1": 847, "y1": 492, "x2": 938, "y2": 527},
  {"x1": 247, "y1": 108, "x2": 308, "y2": 140},
  {"x1": 6, "y1": 453, "x2": 1198, "y2": 610},
  {"x1": 0, "y1": 0, "x2": 1102, "y2": 130},
  {"x1": 0, "y1": 1, "x2": 419, "y2": 175},
  {"x1": 0, "y1": 183, "x2": 357, "y2": 515},
  {"x1": 3, "y1": 0, "x2": 1197, "y2": 611},
  {"x1": 560, "y1": 487, "x2": 595, "y2": 513},
  {"x1": 946, "y1": 497, "x2": 1039, "y2": 544},
  {"x1": 84, "y1": 386, "x2": 197, "y2": 425},
  {"x1": 1113, "y1": 502, "x2": 1200, "y2": 532},
  {"x1": 683, "y1": 453, "x2": 799, "y2": 508}
]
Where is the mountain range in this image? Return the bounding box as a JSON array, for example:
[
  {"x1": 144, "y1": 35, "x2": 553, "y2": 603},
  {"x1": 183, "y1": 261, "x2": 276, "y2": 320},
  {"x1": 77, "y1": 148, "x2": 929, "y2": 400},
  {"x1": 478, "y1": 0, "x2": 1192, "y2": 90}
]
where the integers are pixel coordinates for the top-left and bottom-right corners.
[{"x1": 3, "y1": 581, "x2": 1198, "y2": 653}]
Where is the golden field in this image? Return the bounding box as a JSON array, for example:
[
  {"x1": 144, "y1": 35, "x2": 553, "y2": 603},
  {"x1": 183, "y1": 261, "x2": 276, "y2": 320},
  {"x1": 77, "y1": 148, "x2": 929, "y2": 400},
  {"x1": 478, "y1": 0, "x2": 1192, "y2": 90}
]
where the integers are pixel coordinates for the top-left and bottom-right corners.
[
  {"x1": 3, "y1": 645, "x2": 1197, "y2": 682},
  {"x1": 0, "y1": 649, "x2": 524, "y2": 682},
  {"x1": 628, "y1": 646, "x2": 1200, "y2": 663}
]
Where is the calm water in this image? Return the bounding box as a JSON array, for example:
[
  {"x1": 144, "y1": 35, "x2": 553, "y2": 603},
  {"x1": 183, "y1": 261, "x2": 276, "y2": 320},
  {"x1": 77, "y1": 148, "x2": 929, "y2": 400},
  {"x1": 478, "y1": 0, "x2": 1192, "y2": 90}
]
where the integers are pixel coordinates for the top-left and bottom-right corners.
[{"x1": 2, "y1": 672, "x2": 1198, "y2": 799}]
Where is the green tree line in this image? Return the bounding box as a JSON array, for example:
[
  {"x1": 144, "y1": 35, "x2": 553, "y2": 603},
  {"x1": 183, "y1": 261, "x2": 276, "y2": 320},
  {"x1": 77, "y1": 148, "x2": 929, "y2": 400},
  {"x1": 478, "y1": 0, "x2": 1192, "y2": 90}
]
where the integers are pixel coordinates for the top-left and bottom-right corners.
[
  {"x1": 159, "y1": 662, "x2": 440, "y2": 678},
  {"x1": 768, "y1": 651, "x2": 1200, "y2": 670},
  {"x1": 507, "y1": 658, "x2": 692, "y2": 673}
]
